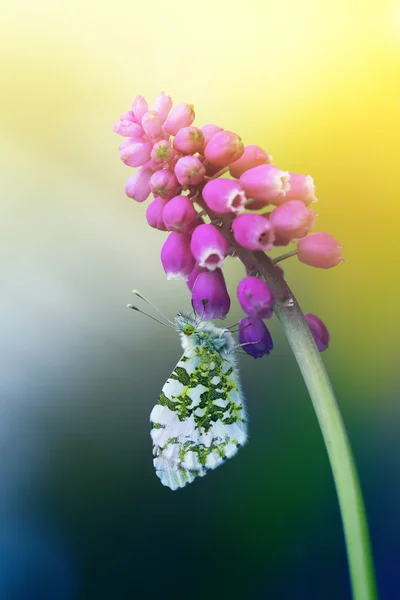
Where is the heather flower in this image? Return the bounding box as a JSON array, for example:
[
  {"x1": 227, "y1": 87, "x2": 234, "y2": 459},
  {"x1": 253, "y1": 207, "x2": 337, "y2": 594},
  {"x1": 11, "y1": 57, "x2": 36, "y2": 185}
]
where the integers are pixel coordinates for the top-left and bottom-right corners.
[
  {"x1": 149, "y1": 169, "x2": 178, "y2": 200},
  {"x1": 163, "y1": 103, "x2": 195, "y2": 135},
  {"x1": 269, "y1": 200, "x2": 316, "y2": 239},
  {"x1": 192, "y1": 269, "x2": 231, "y2": 319},
  {"x1": 286, "y1": 173, "x2": 317, "y2": 206},
  {"x1": 173, "y1": 126, "x2": 205, "y2": 154},
  {"x1": 204, "y1": 130, "x2": 244, "y2": 168},
  {"x1": 202, "y1": 178, "x2": 247, "y2": 214},
  {"x1": 229, "y1": 144, "x2": 272, "y2": 179},
  {"x1": 151, "y1": 140, "x2": 176, "y2": 164},
  {"x1": 186, "y1": 263, "x2": 209, "y2": 291},
  {"x1": 174, "y1": 156, "x2": 206, "y2": 186},
  {"x1": 190, "y1": 224, "x2": 229, "y2": 271},
  {"x1": 132, "y1": 95, "x2": 148, "y2": 122},
  {"x1": 152, "y1": 92, "x2": 173, "y2": 123},
  {"x1": 162, "y1": 195, "x2": 198, "y2": 233},
  {"x1": 232, "y1": 213, "x2": 275, "y2": 251},
  {"x1": 237, "y1": 276, "x2": 274, "y2": 319},
  {"x1": 141, "y1": 110, "x2": 163, "y2": 139},
  {"x1": 120, "y1": 140, "x2": 152, "y2": 167},
  {"x1": 304, "y1": 313, "x2": 330, "y2": 351},
  {"x1": 201, "y1": 124, "x2": 224, "y2": 146},
  {"x1": 297, "y1": 233, "x2": 343, "y2": 269},
  {"x1": 145, "y1": 197, "x2": 169, "y2": 230},
  {"x1": 160, "y1": 232, "x2": 195, "y2": 280},
  {"x1": 239, "y1": 317, "x2": 273, "y2": 358},
  {"x1": 125, "y1": 166, "x2": 153, "y2": 202},
  {"x1": 240, "y1": 164, "x2": 290, "y2": 206},
  {"x1": 113, "y1": 120, "x2": 145, "y2": 138}
]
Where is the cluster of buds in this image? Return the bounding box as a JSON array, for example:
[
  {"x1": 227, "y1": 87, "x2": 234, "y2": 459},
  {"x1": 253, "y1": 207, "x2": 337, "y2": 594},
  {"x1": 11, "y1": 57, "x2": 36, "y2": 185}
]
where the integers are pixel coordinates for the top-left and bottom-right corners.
[{"x1": 114, "y1": 93, "x2": 342, "y2": 357}]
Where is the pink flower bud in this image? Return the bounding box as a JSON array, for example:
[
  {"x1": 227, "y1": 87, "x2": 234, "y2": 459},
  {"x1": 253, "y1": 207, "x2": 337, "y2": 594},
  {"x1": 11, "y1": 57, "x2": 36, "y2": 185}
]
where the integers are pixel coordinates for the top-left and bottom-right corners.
[
  {"x1": 304, "y1": 313, "x2": 330, "y2": 352},
  {"x1": 187, "y1": 263, "x2": 209, "y2": 291},
  {"x1": 192, "y1": 269, "x2": 231, "y2": 319},
  {"x1": 160, "y1": 232, "x2": 195, "y2": 280},
  {"x1": 286, "y1": 173, "x2": 317, "y2": 206},
  {"x1": 163, "y1": 103, "x2": 195, "y2": 135},
  {"x1": 173, "y1": 126, "x2": 205, "y2": 154},
  {"x1": 229, "y1": 145, "x2": 272, "y2": 178},
  {"x1": 145, "y1": 197, "x2": 169, "y2": 230},
  {"x1": 141, "y1": 110, "x2": 162, "y2": 139},
  {"x1": 239, "y1": 164, "x2": 290, "y2": 205},
  {"x1": 152, "y1": 92, "x2": 173, "y2": 123},
  {"x1": 269, "y1": 200, "x2": 316, "y2": 239},
  {"x1": 190, "y1": 224, "x2": 229, "y2": 270},
  {"x1": 113, "y1": 121, "x2": 145, "y2": 138},
  {"x1": 237, "y1": 276, "x2": 274, "y2": 319},
  {"x1": 204, "y1": 130, "x2": 244, "y2": 168},
  {"x1": 119, "y1": 141, "x2": 152, "y2": 167},
  {"x1": 273, "y1": 232, "x2": 293, "y2": 246},
  {"x1": 120, "y1": 110, "x2": 136, "y2": 122},
  {"x1": 239, "y1": 317, "x2": 273, "y2": 358},
  {"x1": 201, "y1": 124, "x2": 224, "y2": 146},
  {"x1": 162, "y1": 195, "x2": 197, "y2": 233},
  {"x1": 232, "y1": 213, "x2": 275, "y2": 251},
  {"x1": 151, "y1": 140, "x2": 176, "y2": 164},
  {"x1": 202, "y1": 178, "x2": 247, "y2": 214},
  {"x1": 125, "y1": 166, "x2": 152, "y2": 202},
  {"x1": 297, "y1": 233, "x2": 343, "y2": 269},
  {"x1": 174, "y1": 156, "x2": 206, "y2": 186},
  {"x1": 132, "y1": 95, "x2": 148, "y2": 122},
  {"x1": 149, "y1": 169, "x2": 178, "y2": 200}
]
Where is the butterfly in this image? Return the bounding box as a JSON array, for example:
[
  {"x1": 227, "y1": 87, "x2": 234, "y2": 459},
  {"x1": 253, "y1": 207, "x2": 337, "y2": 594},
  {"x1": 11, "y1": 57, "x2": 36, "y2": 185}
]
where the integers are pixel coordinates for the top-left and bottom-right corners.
[{"x1": 129, "y1": 292, "x2": 248, "y2": 491}]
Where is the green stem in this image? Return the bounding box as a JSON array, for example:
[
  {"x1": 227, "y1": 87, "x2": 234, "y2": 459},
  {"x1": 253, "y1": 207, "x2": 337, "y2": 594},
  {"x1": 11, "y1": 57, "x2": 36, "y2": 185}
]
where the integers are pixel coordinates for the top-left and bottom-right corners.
[{"x1": 272, "y1": 248, "x2": 298, "y2": 264}]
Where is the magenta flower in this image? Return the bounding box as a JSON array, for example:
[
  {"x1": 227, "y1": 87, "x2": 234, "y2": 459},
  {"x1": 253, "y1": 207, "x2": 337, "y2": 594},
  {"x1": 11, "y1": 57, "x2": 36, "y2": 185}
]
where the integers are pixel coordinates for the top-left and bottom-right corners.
[
  {"x1": 132, "y1": 95, "x2": 148, "y2": 122},
  {"x1": 297, "y1": 233, "x2": 343, "y2": 269},
  {"x1": 237, "y1": 276, "x2": 274, "y2": 319},
  {"x1": 160, "y1": 232, "x2": 195, "y2": 280},
  {"x1": 174, "y1": 156, "x2": 205, "y2": 186},
  {"x1": 120, "y1": 140, "x2": 152, "y2": 168},
  {"x1": 162, "y1": 195, "x2": 198, "y2": 233},
  {"x1": 149, "y1": 169, "x2": 178, "y2": 200},
  {"x1": 192, "y1": 269, "x2": 231, "y2": 319},
  {"x1": 151, "y1": 140, "x2": 176, "y2": 165},
  {"x1": 141, "y1": 110, "x2": 163, "y2": 139},
  {"x1": 239, "y1": 317, "x2": 273, "y2": 358},
  {"x1": 286, "y1": 173, "x2": 317, "y2": 206},
  {"x1": 201, "y1": 124, "x2": 223, "y2": 146},
  {"x1": 202, "y1": 178, "x2": 247, "y2": 214},
  {"x1": 229, "y1": 144, "x2": 272, "y2": 179},
  {"x1": 152, "y1": 92, "x2": 172, "y2": 123},
  {"x1": 269, "y1": 200, "x2": 316, "y2": 239},
  {"x1": 240, "y1": 164, "x2": 290, "y2": 206},
  {"x1": 145, "y1": 197, "x2": 168, "y2": 230},
  {"x1": 163, "y1": 103, "x2": 195, "y2": 135},
  {"x1": 113, "y1": 120, "x2": 145, "y2": 138},
  {"x1": 190, "y1": 224, "x2": 229, "y2": 270},
  {"x1": 125, "y1": 167, "x2": 153, "y2": 203},
  {"x1": 186, "y1": 263, "x2": 209, "y2": 291},
  {"x1": 304, "y1": 313, "x2": 330, "y2": 351},
  {"x1": 204, "y1": 130, "x2": 244, "y2": 168},
  {"x1": 232, "y1": 213, "x2": 275, "y2": 251},
  {"x1": 173, "y1": 126, "x2": 205, "y2": 155}
]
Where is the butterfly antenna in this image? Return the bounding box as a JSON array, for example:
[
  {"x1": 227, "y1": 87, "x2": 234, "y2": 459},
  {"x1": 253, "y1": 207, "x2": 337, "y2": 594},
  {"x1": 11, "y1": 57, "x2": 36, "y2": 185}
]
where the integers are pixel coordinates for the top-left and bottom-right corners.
[
  {"x1": 127, "y1": 304, "x2": 175, "y2": 329},
  {"x1": 132, "y1": 290, "x2": 175, "y2": 326}
]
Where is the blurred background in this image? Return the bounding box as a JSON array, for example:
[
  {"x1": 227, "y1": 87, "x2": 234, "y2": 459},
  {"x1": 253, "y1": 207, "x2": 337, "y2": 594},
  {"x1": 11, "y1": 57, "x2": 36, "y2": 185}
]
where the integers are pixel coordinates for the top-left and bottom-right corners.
[{"x1": 1, "y1": 0, "x2": 399, "y2": 597}]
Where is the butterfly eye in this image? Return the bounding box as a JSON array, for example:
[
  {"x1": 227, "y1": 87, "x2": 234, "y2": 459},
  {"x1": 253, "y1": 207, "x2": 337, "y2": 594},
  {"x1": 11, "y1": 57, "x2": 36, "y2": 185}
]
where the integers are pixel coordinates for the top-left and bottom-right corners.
[{"x1": 182, "y1": 323, "x2": 195, "y2": 336}]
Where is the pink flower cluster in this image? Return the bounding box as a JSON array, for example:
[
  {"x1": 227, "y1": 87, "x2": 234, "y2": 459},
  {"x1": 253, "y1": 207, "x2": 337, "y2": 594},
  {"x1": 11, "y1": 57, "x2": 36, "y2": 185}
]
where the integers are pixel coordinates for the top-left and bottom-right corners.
[{"x1": 114, "y1": 93, "x2": 341, "y2": 356}]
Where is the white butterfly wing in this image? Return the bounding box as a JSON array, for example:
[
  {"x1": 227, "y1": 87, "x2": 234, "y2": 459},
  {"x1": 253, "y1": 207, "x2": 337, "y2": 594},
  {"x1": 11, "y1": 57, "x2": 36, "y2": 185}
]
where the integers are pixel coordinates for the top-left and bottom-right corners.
[{"x1": 150, "y1": 350, "x2": 247, "y2": 490}]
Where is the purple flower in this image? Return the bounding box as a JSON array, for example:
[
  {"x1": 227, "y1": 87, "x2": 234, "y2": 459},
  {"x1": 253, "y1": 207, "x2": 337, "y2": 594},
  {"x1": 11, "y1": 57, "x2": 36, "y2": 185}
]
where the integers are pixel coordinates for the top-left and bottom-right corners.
[
  {"x1": 190, "y1": 224, "x2": 229, "y2": 271},
  {"x1": 202, "y1": 178, "x2": 247, "y2": 214},
  {"x1": 160, "y1": 232, "x2": 195, "y2": 280},
  {"x1": 239, "y1": 317, "x2": 273, "y2": 358},
  {"x1": 162, "y1": 195, "x2": 198, "y2": 233},
  {"x1": 146, "y1": 197, "x2": 168, "y2": 230},
  {"x1": 237, "y1": 276, "x2": 274, "y2": 319},
  {"x1": 232, "y1": 213, "x2": 275, "y2": 251},
  {"x1": 192, "y1": 269, "x2": 230, "y2": 319},
  {"x1": 304, "y1": 313, "x2": 330, "y2": 352}
]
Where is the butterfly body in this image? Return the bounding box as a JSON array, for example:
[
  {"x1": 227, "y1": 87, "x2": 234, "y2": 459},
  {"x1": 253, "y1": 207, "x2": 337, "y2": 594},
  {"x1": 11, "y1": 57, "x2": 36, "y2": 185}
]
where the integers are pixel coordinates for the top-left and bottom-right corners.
[{"x1": 150, "y1": 312, "x2": 247, "y2": 490}]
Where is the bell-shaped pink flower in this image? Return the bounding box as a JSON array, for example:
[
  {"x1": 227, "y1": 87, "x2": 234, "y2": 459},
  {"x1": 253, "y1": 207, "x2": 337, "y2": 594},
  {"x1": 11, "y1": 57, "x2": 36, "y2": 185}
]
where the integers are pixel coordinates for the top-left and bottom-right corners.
[
  {"x1": 162, "y1": 195, "x2": 197, "y2": 233},
  {"x1": 160, "y1": 232, "x2": 195, "y2": 280},
  {"x1": 145, "y1": 197, "x2": 169, "y2": 230},
  {"x1": 141, "y1": 110, "x2": 162, "y2": 139},
  {"x1": 174, "y1": 156, "x2": 206, "y2": 186},
  {"x1": 190, "y1": 224, "x2": 229, "y2": 271},
  {"x1": 132, "y1": 95, "x2": 148, "y2": 122},
  {"x1": 239, "y1": 164, "x2": 290, "y2": 205},
  {"x1": 239, "y1": 317, "x2": 273, "y2": 358},
  {"x1": 149, "y1": 169, "x2": 178, "y2": 200},
  {"x1": 273, "y1": 232, "x2": 293, "y2": 246},
  {"x1": 113, "y1": 121, "x2": 145, "y2": 138},
  {"x1": 192, "y1": 269, "x2": 231, "y2": 319},
  {"x1": 204, "y1": 131, "x2": 244, "y2": 168},
  {"x1": 151, "y1": 140, "x2": 176, "y2": 164},
  {"x1": 173, "y1": 126, "x2": 205, "y2": 154},
  {"x1": 152, "y1": 92, "x2": 173, "y2": 123},
  {"x1": 202, "y1": 178, "x2": 247, "y2": 214},
  {"x1": 304, "y1": 313, "x2": 330, "y2": 351},
  {"x1": 125, "y1": 166, "x2": 152, "y2": 202},
  {"x1": 286, "y1": 173, "x2": 317, "y2": 206},
  {"x1": 120, "y1": 110, "x2": 136, "y2": 122},
  {"x1": 163, "y1": 103, "x2": 195, "y2": 135},
  {"x1": 297, "y1": 233, "x2": 343, "y2": 269},
  {"x1": 119, "y1": 140, "x2": 152, "y2": 168},
  {"x1": 201, "y1": 124, "x2": 224, "y2": 146},
  {"x1": 186, "y1": 263, "x2": 209, "y2": 291},
  {"x1": 232, "y1": 213, "x2": 275, "y2": 251},
  {"x1": 237, "y1": 276, "x2": 274, "y2": 319},
  {"x1": 269, "y1": 200, "x2": 316, "y2": 239},
  {"x1": 229, "y1": 145, "x2": 272, "y2": 178}
]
